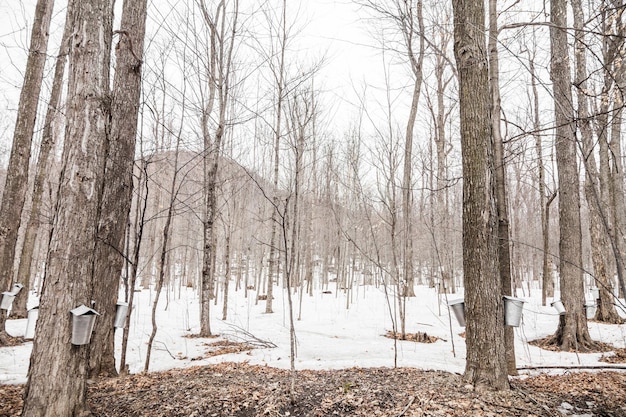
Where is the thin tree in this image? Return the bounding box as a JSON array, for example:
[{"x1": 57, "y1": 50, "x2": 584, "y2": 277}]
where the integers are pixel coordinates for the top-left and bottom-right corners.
[
  {"x1": 488, "y1": 0, "x2": 516, "y2": 376},
  {"x1": 0, "y1": 0, "x2": 55, "y2": 345},
  {"x1": 145, "y1": 131, "x2": 183, "y2": 372},
  {"x1": 21, "y1": 0, "x2": 114, "y2": 413},
  {"x1": 199, "y1": 0, "x2": 239, "y2": 336},
  {"x1": 452, "y1": 0, "x2": 509, "y2": 390},
  {"x1": 265, "y1": 0, "x2": 288, "y2": 314},
  {"x1": 120, "y1": 158, "x2": 150, "y2": 375}
]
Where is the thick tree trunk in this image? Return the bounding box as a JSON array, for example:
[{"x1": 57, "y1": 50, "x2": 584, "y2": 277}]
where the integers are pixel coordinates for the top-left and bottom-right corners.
[
  {"x1": 21, "y1": 0, "x2": 114, "y2": 414},
  {"x1": 572, "y1": 0, "x2": 621, "y2": 324},
  {"x1": 605, "y1": 5, "x2": 626, "y2": 301},
  {"x1": 0, "y1": 0, "x2": 55, "y2": 345},
  {"x1": 452, "y1": 0, "x2": 508, "y2": 390},
  {"x1": 89, "y1": 0, "x2": 148, "y2": 378},
  {"x1": 12, "y1": 10, "x2": 71, "y2": 320},
  {"x1": 548, "y1": 0, "x2": 594, "y2": 351}
]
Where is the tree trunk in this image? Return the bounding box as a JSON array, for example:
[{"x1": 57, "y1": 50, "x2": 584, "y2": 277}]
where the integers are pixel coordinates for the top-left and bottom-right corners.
[
  {"x1": 572, "y1": 0, "x2": 621, "y2": 324},
  {"x1": 266, "y1": 0, "x2": 288, "y2": 314},
  {"x1": 12, "y1": 9, "x2": 71, "y2": 320},
  {"x1": 120, "y1": 159, "x2": 149, "y2": 376},
  {"x1": 222, "y1": 233, "x2": 231, "y2": 320},
  {"x1": 605, "y1": 5, "x2": 626, "y2": 302},
  {"x1": 145, "y1": 141, "x2": 180, "y2": 373},
  {"x1": 452, "y1": 0, "x2": 508, "y2": 390},
  {"x1": 89, "y1": 0, "x2": 148, "y2": 378},
  {"x1": 401, "y1": 0, "x2": 425, "y2": 298},
  {"x1": 21, "y1": 0, "x2": 114, "y2": 414},
  {"x1": 548, "y1": 0, "x2": 594, "y2": 351},
  {"x1": 528, "y1": 45, "x2": 555, "y2": 306},
  {"x1": 0, "y1": 0, "x2": 55, "y2": 345},
  {"x1": 488, "y1": 0, "x2": 516, "y2": 376},
  {"x1": 199, "y1": 2, "x2": 219, "y2": 337}
]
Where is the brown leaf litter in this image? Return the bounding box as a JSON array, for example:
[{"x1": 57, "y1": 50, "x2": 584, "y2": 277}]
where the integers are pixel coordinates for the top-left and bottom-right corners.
[
  {"x1": 384, "y1": 330, "x2": 443, "y2": 343},
  {"x1": 1, "y1": 363, "x2": 625, "y2": 416}
]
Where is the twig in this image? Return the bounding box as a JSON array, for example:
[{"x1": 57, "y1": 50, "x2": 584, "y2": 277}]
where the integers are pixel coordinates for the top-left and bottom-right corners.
[
  {"x1": 221, "y1": 321, "x2": 277, "y2": 348},
  {"x1": 396, "y1": 395, "x2": 415, "y2": 417},
  {"x1": 517, "y1": 365, "x2": 626, "y2": 371},
  {"x1": 154, "y1": 340, "x2": 176, "y2": 359}
]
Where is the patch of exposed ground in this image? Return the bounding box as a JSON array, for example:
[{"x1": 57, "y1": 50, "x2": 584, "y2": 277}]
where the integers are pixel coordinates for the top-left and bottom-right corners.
[{"x1": 2, "y1": 363, "x2": 626, "y2": 416}]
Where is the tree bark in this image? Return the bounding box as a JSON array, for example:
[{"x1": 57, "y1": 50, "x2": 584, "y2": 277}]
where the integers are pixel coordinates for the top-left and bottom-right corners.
[
  {"x1": 21, "y1": 0, "x2": 114, "y2": 414},
  {"x1": 548, "y1": 0, "x2": 594, "y2": 351},
  {"x1": 12, "y1": 8, "x2": 71, "y2": 320},
  {"x1": 452, "y1": 0, "x2": 508, "y2": 390},
  {"x1": 572, "y1": 0, "x2": 621, "y2": 324},
  {"x1": 527, "y1": 45, "x2": 555, "y2": 306},
  {"x1": 199, "y1": 2, "x2": 219, "y2": 336},
  {"x1": 488, "y1": 0, "x2": 516, "y2": 376},
  {"x1": 266, "y1": 0, "x2": 288, "y2": 314},
  {"x1": 89, "y1": 0, "x2": 148, "y2": 378},
  {"x1": 401, "y1": 0, "x2": 424, "y2": 298},
  {"x1": 0, "y1": 0, "x2": 55, "y2": 345}
]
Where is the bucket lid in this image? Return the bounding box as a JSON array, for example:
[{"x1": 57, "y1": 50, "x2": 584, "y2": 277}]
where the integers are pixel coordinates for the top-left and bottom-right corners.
[
  {"x1": 116, "y1": 301, "x2": 129, "y2": 307},
  {"x1": 447, "y1": 298, "x2": 464, "y2": 306},
  {"x1": 70, "y1": 304, "x2": 100, "y2": 316},
  {"x1": 2, "y1": 291, "x2": 16, "y2": 296},
  {"x1": 550, "y1": 300, "x2": 563, "y2": 306},
  {"x1": 28, "y1": 305, "x2": 39, "y2": 311}
]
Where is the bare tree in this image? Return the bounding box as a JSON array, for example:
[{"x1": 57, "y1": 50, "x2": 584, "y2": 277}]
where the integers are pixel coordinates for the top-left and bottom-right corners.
[
  {"x1": 0, "y1": 0, "x2": 55, "y2": 345},
  {"x1": 488, "y1": 0, "x2": 516, "y2": 376},
  {"x1": 572, "y1": 0, "x2": 621, "y2": 324},
  {"x1": 22, "y1": 0, "x2": 114, "y2": 413},
  {"x1": 265, "y1": 0, "x2": 288, "y2": 314},
  {"x1": 89, "y1": 0, "x2": 149, "y2": 377},
  {"x1": 547, "y1": 0, "x2": 594, "y2": 350},
  {"x1": 198, "y1": 0, "x2": 240, "y2": 336},
  {"x1": 12, "y1": 10, "x2": 71, "y2": 319},
  {"x1": 145, "y1": 132, "x2": 183, "y2": 372},
  {"x1": 525, "y1": 39, "x2": 556, "y2": 306},
  {"x1": 452, "y1": 0, "x2": 508, "y2": 390}
]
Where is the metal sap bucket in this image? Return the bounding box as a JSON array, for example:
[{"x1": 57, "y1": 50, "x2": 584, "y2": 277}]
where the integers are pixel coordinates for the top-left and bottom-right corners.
[
  {"x1": 503, "y1": 296, "x2": 526, "y2": 327},
  {"x1": 551, "y1": 300, "x2": 566, "y2": 315},
  {"x1": 1, "y1": 283, "x2": 24, "y2": 312},
  {"x1": 585, "y1": 302, "x2": 597, "y2": 319},
  {"x1": 70, "y1": 305, "x2": 100, "y2": 345},
  {"x1": 114, "y1": 302, "x2": 129, "y2": 328},
  {"x1": 1, "y1": 292, "x2": 16, "y2": 311},
  {"x1": 590, "y1": 287, "x2": 600, "y2": 300},
  {"x1": 447, "y1": 299, "x2": 466, "y2": 327},
  {"x1": 25, "y1": 306, "x2": 39, "y2": 339}
]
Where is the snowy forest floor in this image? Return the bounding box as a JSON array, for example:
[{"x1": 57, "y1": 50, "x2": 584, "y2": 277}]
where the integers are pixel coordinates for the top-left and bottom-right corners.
[
  {"x1": 3, "y1": 284, "x2": 626, "y2": 415},
  {"x1": 1, "y1": 361, "x2": 626, "y2": 416}
]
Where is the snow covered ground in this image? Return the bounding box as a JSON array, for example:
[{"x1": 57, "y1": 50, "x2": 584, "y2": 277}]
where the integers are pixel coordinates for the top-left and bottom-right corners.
[{"x1": 2, "y1": 283, "x2": 625, "y2": 385}]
